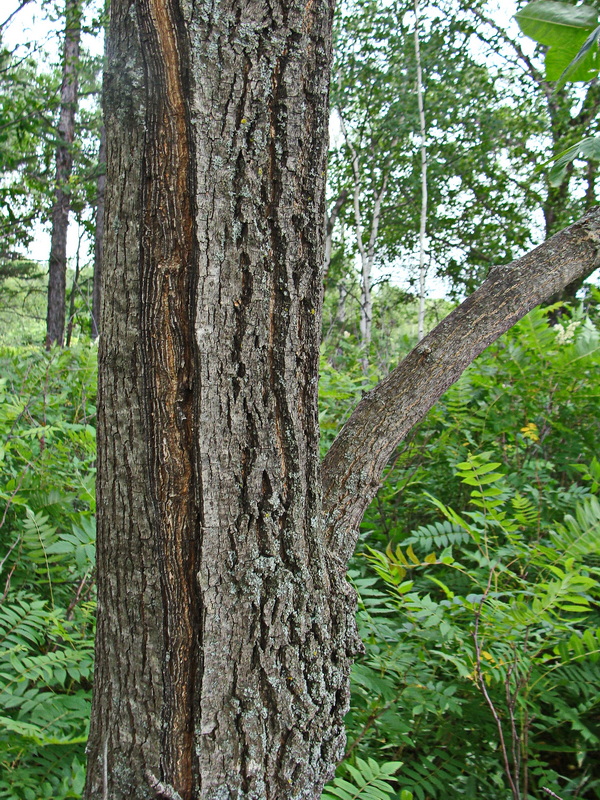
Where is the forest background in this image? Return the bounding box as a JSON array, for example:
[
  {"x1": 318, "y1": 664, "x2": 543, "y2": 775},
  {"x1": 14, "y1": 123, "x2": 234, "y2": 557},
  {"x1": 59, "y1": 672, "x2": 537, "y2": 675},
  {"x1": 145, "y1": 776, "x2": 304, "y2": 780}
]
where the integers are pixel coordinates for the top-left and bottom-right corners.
[{"x1": 0, "y1": 0, "x2": 600, "y2": 798}]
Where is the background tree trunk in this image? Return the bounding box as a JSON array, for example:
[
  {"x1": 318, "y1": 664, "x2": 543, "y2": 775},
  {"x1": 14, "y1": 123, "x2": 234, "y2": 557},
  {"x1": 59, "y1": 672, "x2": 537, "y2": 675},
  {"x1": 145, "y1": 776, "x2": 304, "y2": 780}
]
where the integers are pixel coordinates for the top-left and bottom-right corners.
[
  {"x1": 337, "y1": 112, "x2": 390, "y2": 365},
  {"x1": 91, "y1": 125, "x2": 105, "y2": 339},
  {"x1": 414, "y1": 0, "x2": 428, "y2": 342},
  {"x1": 46, "y1": 0, "x2": 81, "y2": 348},
  {"x1": 84, "y1": 1, "x2": 358, "y2": 798}
]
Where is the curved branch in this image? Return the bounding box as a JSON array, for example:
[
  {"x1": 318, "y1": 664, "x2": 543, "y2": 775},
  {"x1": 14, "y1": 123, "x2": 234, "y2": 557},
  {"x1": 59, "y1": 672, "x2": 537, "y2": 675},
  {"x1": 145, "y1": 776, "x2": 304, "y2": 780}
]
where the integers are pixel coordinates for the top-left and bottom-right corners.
[
  {"x1": 322, "y1": 207, "x2": 600, "y2": 564},
  {"x1": 0, "y1": 0, "x2": 33, "y2": 32},
  {"x1": 323, "y1": 188, "x2": 349, "y2": 277},
  {"x1": 468, "y1": 8, "x2": 549, "y2": 97}
]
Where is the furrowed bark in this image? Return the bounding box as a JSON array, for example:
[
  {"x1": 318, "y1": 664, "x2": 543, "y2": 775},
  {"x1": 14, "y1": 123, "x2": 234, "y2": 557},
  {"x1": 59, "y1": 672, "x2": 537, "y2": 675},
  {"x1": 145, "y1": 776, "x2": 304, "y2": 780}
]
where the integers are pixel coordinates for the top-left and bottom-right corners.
[
  {"x1": 137, "y1": 0, "x2": 198, "y2": 791},
  {"x1": 85, "y1": 1, "x2": 359, "y2": 798},
  {"x1": 46, "y1": 0, "x2": 81, "y2": 348},
  {"x1": 322, "y1": 206, "x2": 600, "y2": 564},
  {"x1": 92, "y1": 19, "x2": 109, "y2": 340}
]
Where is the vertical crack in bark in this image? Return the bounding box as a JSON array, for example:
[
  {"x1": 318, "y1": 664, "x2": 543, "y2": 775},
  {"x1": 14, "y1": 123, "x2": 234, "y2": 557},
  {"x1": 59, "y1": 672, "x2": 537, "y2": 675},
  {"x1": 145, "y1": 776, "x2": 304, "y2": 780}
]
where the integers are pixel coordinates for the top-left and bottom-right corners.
[
  {"x1": 137, "y1": 1, "x2": 200, "y2": 796},
  {"x1": 267, "y1": 52, "x2": 300, "y2": 559}
]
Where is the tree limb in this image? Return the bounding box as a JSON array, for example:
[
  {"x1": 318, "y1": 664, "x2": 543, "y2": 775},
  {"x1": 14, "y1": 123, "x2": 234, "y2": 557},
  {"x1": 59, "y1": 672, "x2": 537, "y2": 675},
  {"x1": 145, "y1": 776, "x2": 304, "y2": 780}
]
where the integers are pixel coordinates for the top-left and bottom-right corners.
[
  {"x1": 326, "y1": 189, "x2": 349, "y2": 238},
  {"x1": 322, "y1": 207, "x2": 600, "y2": 564},
  {"x1": 468, "y1": 7, "x2": 549, "y2": 97},
  {"x1": 0, "y1": 0, "x2": 33, "y2": 32}
]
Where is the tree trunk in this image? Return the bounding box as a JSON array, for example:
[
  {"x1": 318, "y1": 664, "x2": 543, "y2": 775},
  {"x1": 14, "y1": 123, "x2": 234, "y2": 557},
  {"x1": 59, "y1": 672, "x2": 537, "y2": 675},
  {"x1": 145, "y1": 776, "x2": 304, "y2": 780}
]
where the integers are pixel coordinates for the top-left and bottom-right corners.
[
  {"x1": 46, "y1": 0, "x2": 81, "y2": 348},
  {"x1": 85, "y1": 1, "x2": 600, "y2": 797},
  {"x1": 414, "y1": 0, "x2": 427, "y2": 342},
  {"x1": 65, "y1": 228, "x2": 82, "y2": 346},
  {"x1": 84, "y1": 1, "x2": 358, "y2": 798},
  {"x1": 91, "y1": 125, "x2": 106, "y2": 339}
]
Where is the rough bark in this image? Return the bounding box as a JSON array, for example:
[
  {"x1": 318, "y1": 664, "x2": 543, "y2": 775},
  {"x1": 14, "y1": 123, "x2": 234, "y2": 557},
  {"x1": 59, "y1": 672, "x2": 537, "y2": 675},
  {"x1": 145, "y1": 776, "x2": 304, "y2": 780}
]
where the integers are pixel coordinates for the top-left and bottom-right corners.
[
  {"x1": 46, "y1": 0, "x2": 81, "y2": 348},
  {"x1": 85, "y1": 1, "x2": 359, "y2": 799},
  {"x1": 322, "y1": 207, "x2": 600, "y2": 563}
]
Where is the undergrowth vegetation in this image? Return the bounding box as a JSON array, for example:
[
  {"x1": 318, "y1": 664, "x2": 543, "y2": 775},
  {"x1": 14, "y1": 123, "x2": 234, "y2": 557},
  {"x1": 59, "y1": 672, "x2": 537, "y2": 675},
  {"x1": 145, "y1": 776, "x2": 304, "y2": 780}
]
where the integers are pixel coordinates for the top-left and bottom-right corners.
[
  {"x1": 321, "y1": 305, "x2": 600, "y2": 800},
  {"x1": 0, "y1": 345, "x2": 96, "y2": 799},
  {"x1": 1, "y1": 304, "x2": 599, "y2": 799}
]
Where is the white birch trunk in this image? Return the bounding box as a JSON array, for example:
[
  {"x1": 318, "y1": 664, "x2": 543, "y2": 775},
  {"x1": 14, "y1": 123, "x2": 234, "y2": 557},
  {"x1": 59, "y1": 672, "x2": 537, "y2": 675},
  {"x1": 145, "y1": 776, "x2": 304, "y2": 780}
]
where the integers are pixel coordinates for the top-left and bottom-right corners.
[
  {"x1": 415, "y1": 0, "x2": 428, "y2": 342},
  {"x1": 338, "y1": 113, "x2": 391, "y2": 367}
]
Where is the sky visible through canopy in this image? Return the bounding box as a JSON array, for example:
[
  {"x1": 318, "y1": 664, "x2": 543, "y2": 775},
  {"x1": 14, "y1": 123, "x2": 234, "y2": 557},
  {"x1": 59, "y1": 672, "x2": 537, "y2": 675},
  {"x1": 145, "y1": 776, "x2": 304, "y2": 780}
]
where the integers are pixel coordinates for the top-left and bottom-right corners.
[{"x1": 2, "y1": 0, "x2": 535, "y2": 299}]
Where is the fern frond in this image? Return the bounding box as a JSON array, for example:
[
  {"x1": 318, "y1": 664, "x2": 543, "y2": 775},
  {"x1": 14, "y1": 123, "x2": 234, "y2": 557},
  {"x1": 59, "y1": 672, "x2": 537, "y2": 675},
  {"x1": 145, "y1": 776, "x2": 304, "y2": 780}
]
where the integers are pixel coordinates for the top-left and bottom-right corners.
[
  {"x1": 403, "y1": 520, "x2": 469, "y2": 552},
  {"x1": 321, "y1": 757, "x2": 403, "y2": 800},
  {"x1": 512, "y1": 493, "x2": 539, "y2": 527},
  {"x1": 547, "y1": 495, "x2": 600, "y2": 563},
  {"x1": 0, "y1": 594, "x2": 48, "y2": 650}
]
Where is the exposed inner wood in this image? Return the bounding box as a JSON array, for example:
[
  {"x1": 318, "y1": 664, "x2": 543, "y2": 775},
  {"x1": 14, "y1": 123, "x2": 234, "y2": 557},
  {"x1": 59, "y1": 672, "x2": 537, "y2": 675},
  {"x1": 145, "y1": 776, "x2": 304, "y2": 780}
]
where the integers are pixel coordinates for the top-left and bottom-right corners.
[{"x1": 137, "y1": 0, "x2": 199, "y2": 794}]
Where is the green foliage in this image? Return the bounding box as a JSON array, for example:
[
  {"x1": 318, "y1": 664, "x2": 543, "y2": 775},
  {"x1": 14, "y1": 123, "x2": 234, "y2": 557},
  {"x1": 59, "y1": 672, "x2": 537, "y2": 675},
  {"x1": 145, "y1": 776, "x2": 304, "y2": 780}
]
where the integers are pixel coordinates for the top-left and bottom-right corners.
[
  {"x1": 346, "y1": 459, "x2": 600, "y2": 797},
  {"x1": 364, "y1": 306, "x2": 600, "y2": 540},
  {"x1": 546, "y1": 135, "x2": 600, "y2": 187},
  {"x1": 0, "y1": 44, "x2": 56, "y2": 265},
  {"x1": 330, "y1": 0, "x2": 544, "y2": 298},
  {"x1": 0, "y1": 345, "x2": 97, "y2": 800},
  {"x1": 0, "y1": 0, "x2": 106, "y2": 338},
  {"x1": 319, "y1": 350, "x2": 377, "y2": 456},
  {"x1": 516, "y1": 0, "x2": 600, "y2": 192}
]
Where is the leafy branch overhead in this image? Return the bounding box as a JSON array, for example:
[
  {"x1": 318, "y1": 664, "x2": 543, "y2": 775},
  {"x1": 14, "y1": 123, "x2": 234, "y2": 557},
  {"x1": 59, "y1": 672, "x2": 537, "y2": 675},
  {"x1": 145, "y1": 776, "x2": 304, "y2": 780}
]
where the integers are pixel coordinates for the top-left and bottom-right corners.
[
  {"x1": 516, "y1": 1, "x2": 600, "y2": 183},
  {"x1": 515, "y1": 0, "x2": 600, "y2": 85}
]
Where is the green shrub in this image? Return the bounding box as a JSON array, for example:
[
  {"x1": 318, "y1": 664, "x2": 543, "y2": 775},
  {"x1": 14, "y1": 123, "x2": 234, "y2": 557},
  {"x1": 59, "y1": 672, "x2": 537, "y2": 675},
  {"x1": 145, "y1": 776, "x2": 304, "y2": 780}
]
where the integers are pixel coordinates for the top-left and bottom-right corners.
[
  {"x1": 0, "y1": 345, "x2": 97, "y2": 800},
  {"x1": 323, "y1": 308, "x2": 600, "y2": 800}
]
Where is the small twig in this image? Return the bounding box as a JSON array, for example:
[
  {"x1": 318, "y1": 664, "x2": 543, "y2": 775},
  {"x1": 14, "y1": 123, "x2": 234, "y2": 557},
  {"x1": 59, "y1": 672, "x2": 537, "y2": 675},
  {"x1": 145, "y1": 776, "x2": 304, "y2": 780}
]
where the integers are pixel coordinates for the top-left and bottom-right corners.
[
  {"x1": 344, "y1": 698, "x2": 398, "y2": 760},
  {"x1": 0, "y1": 534, "x2": 21, "y2": 577},
  {"x1": 542, "y1": 788, "x2": 564, "y2": 800},
  {"x1": 1, "y1": 561, "x2": 18, "y2": 604},
  {"x1": 66, "y1": 571, "x2": 91, "y2": 620},
  {"x1": 0, "y1": 0, "x2": 33, "y2": 31},
  {"x1": 473, "y1": 572, "x2": 521, "y2": 800},
  {"x1": 504, "y1": 643, "x2": 522, "y2": 792},
  {"x1": 103, "y1": 736, "x2": 108, "y2": 800},
  {"x1": 146, "y1": 771, "x2": 184, "y2": 800},
  {"x1": 0, "y1": 469, "x2": 28, "y2": 532}
]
